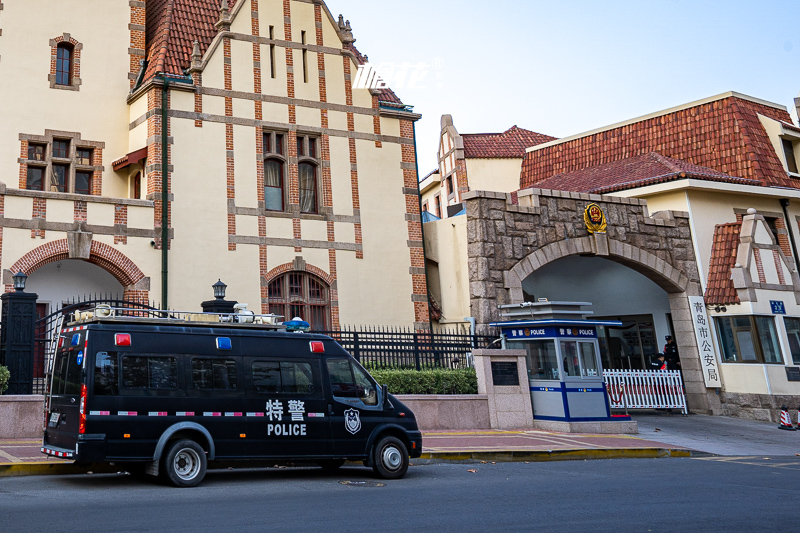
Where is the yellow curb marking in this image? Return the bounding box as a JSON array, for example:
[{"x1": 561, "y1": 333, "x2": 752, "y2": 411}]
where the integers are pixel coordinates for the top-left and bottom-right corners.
[{"x1": 0, "y1": 449, "x2": 22, "y2": 463}]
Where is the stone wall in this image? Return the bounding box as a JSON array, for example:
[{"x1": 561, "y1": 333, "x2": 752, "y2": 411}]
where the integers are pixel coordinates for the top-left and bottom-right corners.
[
  {"x1": 463, "y1": 188, "x2": 721, "y2": 414},
  {"x1": 720, "y1": 392, "x2": 800, "y2": 423}
]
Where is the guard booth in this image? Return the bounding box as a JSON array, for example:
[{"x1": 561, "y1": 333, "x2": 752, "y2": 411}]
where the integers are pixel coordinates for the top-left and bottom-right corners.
[{"x1": 491, "y1": 301, "x2": 631, "y2": 428}]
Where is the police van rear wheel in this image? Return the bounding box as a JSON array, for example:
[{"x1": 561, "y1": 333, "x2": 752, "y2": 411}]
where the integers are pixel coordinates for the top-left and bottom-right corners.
[
  {"x1": 372, "y1": 436, "x2": 408, "y2": 479},
  {"x1": 163, "y1": 439, "x2": 207, "y2": 487}
]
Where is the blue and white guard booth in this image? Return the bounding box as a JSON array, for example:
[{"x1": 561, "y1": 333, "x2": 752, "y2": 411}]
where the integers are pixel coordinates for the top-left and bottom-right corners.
[{"x1": 490, "y1": 301, "x2": 627, "y2": 423}]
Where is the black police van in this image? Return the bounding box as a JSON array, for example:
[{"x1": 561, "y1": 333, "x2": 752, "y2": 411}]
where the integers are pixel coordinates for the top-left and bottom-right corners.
[{"x1": 42, "y1": 307, "x2": 422, "y2": 487}]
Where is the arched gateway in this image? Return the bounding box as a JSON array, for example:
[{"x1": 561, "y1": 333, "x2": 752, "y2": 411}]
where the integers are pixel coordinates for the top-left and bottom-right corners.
[{"x1": 464, "y1": 188, "x2": 718, "y2": 414}]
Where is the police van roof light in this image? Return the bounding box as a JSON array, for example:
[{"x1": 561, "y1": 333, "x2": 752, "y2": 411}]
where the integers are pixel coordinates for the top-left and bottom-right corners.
[
  {"x1": 310, "y1": 341, "x2": 324, "y2": 353},
  {"x1": 217, "y1": 337, "x2": 233, "y2": 350},
  {"x1": 115, "y1": 333, "x2": 132, "y2": 347}
]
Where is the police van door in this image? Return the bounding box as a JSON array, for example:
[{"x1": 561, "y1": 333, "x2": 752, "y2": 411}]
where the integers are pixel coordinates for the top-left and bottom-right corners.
[
  {"x1": 245, "y1": 357, "x2": 331, "y2": 457},
  {"x1": 325, "y1": 357, "x2": 382, "y2": 457}
]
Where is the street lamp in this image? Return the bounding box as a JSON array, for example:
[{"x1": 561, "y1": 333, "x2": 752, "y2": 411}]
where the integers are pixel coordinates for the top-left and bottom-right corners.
[
  {"x1": 212, "y1": 279, "x2": 227, "y2": 300},
  {"x1": 12, "y1": 271, "x2": 27, "y2": 292}
]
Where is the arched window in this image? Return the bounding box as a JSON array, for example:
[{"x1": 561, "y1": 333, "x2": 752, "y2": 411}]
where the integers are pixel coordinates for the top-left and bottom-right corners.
[
  {"x1": 268, "y1": 271, "x2": 330, "y2": 330},
  {"x1": 56, "y1": 43, "x2": 73, "y2": 86},
  {"x1": 263, "y1": 131, "x2": 286, "y2": 211}
]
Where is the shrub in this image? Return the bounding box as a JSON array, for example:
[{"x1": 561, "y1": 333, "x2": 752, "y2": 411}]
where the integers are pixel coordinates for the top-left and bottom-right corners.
[
  {"x1": 0, "y1": 366, "x2": 9, "y2": 394},
  {"x1": 368, "y1": 367, "x2": 478, "y2": 395}
]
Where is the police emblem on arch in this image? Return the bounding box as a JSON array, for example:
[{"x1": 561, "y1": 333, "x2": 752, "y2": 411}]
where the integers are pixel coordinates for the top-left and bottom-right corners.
[
  {"x1": 344, "y1": 408, "x2": 361, "y2": 435},
  {"x1": 584, "y1": 203, "x2": 607, "y2": 234}
]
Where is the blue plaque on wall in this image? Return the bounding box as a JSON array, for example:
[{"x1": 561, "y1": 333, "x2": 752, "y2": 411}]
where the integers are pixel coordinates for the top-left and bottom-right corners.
[{"x1": 770, "y1": 301, "x2": 786, "y2": 315}]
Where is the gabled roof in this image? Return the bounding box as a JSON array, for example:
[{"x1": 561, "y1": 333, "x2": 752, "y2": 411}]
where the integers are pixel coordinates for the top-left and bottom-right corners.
[
  {"x1": 705, "y1": 222, "x2": 742, "y2": 305},
  {"x1": 462, "y1": 126, "x2": 556, "y2": 159},
  {"x1": 521, "y1": 93, "x2": 798, "y2": 190},
  {"x1": 142, "y1": 0, "x2": 405, "y2": 105},
  {"x1": 531, "y1": 152, "x2": 761, "y2": 195}
]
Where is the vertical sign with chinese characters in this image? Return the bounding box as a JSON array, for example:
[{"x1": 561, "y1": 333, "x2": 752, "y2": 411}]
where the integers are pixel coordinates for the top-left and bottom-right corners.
[{"x1": 688, "y1": 296, "x2": 721, "y2": 388}]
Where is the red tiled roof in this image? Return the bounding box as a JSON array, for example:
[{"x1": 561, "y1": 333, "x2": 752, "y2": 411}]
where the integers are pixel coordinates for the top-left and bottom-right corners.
[
  {"x1": 463, "y1": 126, "x2": 556, "y2": 159},
  {"x1": 521, "y1": 95, "x2": 798, "y2": 190},
  {"x1": 142, "y1": 1, "x2": 405, "y2": 105},
  {"x1": 532, "y1": 152, "x2": 761, "y2": 194},
  {"x1": 705, "y1": 222, "x2": 742, "y2": 305}
]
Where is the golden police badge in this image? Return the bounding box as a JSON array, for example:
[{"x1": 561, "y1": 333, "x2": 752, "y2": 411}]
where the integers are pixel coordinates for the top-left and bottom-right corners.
[{"x1": 584, "y1": 203, "x2": 607, "y2": 234}]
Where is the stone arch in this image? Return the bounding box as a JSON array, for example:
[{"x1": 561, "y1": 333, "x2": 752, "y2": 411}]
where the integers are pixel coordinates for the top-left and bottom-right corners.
[
  {"x1": 6, "y1": 239, "x2": 149, "y2": 300},
  {"x1": 263, "y1": 262, "x2": 335, "y2": 287},
  {"x1": 504, "y1": 236, "x2": 699, "y2": 303}
]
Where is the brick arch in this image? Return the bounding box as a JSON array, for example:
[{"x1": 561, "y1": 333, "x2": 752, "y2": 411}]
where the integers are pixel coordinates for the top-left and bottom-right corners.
[
  {"x1": 9, "y1": 239, "x2": 146, "y2": 289},
  {"x1": 504, "y1": 236, "x2": 697, "y2": 303},
  {"x1": 263, "y1": 262, "x2": 335, "y2": 287}
]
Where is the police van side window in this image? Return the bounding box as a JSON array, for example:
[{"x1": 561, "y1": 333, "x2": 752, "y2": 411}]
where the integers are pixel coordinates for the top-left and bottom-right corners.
[
  {"x1": 122, "y1": 356, "x2": 178, "y2": 389},
  {"x1": 251, "y1": 361, "x2": 315, "y2": 394},
  {"x1": 192, "y1": 359, "x2": 237, "y2": 390},
  {"x1": 94, "y1": 352, "x2": 119, "y2": 395},
  {"x1": 327, "y1": 358, "x2": 378, "y2": 407}
]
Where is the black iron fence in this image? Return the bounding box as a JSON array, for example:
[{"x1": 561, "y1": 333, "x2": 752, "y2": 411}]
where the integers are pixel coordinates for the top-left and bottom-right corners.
[{"x1": 318, "y1": 326, "x2": 500, "y2": 370}]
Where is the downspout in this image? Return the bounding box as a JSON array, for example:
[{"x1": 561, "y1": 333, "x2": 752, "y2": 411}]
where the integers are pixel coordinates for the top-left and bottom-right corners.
[
  {"x1": 161, "y1": 77, "x2": 170, "y2": 311},
  {"x1": 412, "y1": 120, "x2": 434, "y2": 333},
  {"x1": 779, "y1": 199, "x2": 800, "y2": 272}
]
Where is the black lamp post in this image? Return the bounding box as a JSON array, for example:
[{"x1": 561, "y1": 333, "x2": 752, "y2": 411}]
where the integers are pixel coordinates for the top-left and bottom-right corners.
[{"x1": 201, "y1": 279, "x2": 237, "y2": 314}]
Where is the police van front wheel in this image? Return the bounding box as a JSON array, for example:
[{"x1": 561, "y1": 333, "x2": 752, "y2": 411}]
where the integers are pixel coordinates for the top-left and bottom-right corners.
[
  {"x1": 163, "y1": 439, "x2": 207, "y2": 487},
  {"x1": 372, "y1": 436, "x2": 409, "y2": 479}
]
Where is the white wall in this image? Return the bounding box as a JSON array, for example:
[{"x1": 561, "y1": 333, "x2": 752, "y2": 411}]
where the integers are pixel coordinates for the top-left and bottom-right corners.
[
  {"x1": 26, "y1": 260, "x2": 124, "y2": 314},
  {"x1": 521, "y1": 255, "x2": 673, "y2": 341}
]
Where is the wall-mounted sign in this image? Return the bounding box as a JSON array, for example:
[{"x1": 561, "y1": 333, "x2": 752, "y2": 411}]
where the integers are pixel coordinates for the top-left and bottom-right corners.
[
  {"x1": 584, "y1": 203, "x2": 607, "y2": 234},
  {"x1": 503, "y1": 326, "x2": 597, "y2": 340},
  {"x1": 770, "y1": 300, "x2": 786, "y2": 315},
  {"x1": 491, "y1": 362, "x2": 520, "y2": 386},
  {"x1": 688, "y1": 296, "x2": 722, "y2": 388},
  {"x1": 786, "y1": 367, "x2": 800, "y2": 382}
]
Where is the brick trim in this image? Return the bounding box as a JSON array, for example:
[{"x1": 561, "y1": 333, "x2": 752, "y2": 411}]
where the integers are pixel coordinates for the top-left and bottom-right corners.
[
  {"x1": 49, "y1": 34, "x2": 83, "y2": 91},
  {"x1": 263, "y1": 261, "x2": 335, "y2": 287},
  {"x1": 9, "y1": 239, "x2": 146, "y2": 287}
]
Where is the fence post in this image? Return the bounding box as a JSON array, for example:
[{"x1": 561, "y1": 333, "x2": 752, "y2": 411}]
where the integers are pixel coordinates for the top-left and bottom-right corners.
[
  {"x1": 413, "y1": 331, "x2": 421, "y2": 371},
  {"x1": 0, "y1": 285, "x2": 39, "y2": 394},
  {"x1": 352, "y1": 332, "x2": 360, "y2": 363}
]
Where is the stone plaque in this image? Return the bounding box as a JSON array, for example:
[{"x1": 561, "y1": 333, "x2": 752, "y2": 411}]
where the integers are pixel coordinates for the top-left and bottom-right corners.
[
  {"x1": 491, "y1": 362, "x2": 520, "y2": 387},
  {"x1": 786, "y1": 367, "x2": 800, "y2": 382}
]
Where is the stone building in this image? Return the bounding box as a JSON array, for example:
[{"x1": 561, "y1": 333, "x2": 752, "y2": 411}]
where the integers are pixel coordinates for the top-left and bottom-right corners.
[{"x1": 0, "y1": 0, "x2": 427, "y2": 330}]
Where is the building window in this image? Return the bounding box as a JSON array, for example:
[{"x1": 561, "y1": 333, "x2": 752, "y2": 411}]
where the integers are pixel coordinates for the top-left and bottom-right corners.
[
  {"x1": 434, "y1": 194, "x2": 442, "y2": 218},
  {"x1": 297, "y1": 135, "x2": 320, "y2": 214},
  {"x1": 268, "y1": 271, "x2": 330, "y2": 330},
  {"x1": 714, "y1": 316, "x2": 783, "y2": 364},
  {"x1": 55, "y1": 44, "x2": 73, "y2": 86},
  {"x1": 263, "y1": 131, "x2": 287, "y2": 211},
  {"x1": 301, "y1": 31, "x2": 309, "y2": 84},
  {"x1": 446, "y1": 176, "x2": 454, "y2": 196},
  {"x1": 783, "y1": 139, "x2": 798, "y2": 174},
  {"x1": 785, "y1": 317, "x2": 800, "y2": 365},
  {"x1": 22, "y1": 136, "x2": 98, "y2": 194}
]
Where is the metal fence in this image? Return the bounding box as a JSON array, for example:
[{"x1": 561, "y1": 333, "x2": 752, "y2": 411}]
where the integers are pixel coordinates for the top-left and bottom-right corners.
[
  {"x1": 318, "y1": 327, "x2": 499, "y2": 370},
  {"x1": 603, "y1": 369, "x2": 688, "y2": 414}
]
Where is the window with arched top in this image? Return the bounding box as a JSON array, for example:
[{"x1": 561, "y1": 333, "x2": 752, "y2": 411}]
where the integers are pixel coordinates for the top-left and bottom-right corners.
[
  {"x1": 268, "y1": 271, "x2": 330, "y2": 330},
  {"x1": 263, "y1": 131, "x2": 286, "y2": 211},
  {"x1": 56, "y1": 43, "x2": 73, "y2": 86},
  {"x1": 297, "y1": 135, "x2": 320, "y2": 214}
]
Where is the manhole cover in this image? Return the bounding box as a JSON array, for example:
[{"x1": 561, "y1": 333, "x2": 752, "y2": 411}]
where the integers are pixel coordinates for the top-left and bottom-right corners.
[{"x1": 339, "y1": 480, "x2": 385, "y2": 488}]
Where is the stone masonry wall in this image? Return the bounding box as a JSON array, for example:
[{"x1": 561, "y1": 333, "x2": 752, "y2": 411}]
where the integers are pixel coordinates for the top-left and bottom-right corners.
[{"x1": 463, "y1": 188, "x2": 720, "y2": 414}]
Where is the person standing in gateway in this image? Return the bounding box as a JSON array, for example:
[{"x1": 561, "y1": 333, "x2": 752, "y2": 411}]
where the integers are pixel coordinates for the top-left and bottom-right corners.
[{"x1": 663, "y1": 335, "x2": 681, "y2": 371}]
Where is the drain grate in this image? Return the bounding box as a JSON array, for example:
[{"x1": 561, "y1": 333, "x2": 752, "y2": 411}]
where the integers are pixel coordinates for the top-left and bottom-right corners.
[{"x1": 339, "y1": 480, "x2": 385, "y2": 488}]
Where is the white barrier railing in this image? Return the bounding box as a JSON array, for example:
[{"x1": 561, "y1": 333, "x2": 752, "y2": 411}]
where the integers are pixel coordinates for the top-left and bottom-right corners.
[{"x1": 603, "y1": 369, "x2": 687, "y2": 415}]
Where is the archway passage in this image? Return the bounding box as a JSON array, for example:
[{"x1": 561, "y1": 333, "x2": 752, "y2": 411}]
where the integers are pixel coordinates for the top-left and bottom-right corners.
[{"x1": 522, "y1": 255, "x2": 675, "y2": 370}]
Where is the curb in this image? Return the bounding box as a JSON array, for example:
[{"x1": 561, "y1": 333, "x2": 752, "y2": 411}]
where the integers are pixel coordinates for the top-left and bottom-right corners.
[
  {"x1": 0, "y1": 448, "x2": 695, "y2": 477},
  {"x1": 415, "y1": 447, "x2": 694, "y2": 463}
]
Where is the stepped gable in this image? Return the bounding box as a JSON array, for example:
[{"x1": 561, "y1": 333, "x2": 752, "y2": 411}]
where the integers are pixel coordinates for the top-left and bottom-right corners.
[
  {"x1": 462, "y1": 126, "x2": 556, "y2": 159},
  {"x1": 531, "y1": 152, "x2": 760, "y2": 194},
  {"x1": 521, "y1": 93, "x2": 797, "y2": 190}
]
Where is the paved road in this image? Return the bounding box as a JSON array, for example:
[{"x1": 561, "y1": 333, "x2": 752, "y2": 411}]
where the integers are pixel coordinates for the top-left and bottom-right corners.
[
  {"x1": 633, "y1": 412, "x2": 800, "y2": 455},
  {"x1": 2, "y1": 458, "x2": 799, "y2": 532}
]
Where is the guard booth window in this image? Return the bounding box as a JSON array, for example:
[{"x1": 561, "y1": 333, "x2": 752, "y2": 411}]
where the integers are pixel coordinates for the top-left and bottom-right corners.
[
  {"x1": 561, "y1": 341, "x2": 600, "y2": 378},
  {"x1": 510, "y1": 340, "x2": 558, "y2": 380}
]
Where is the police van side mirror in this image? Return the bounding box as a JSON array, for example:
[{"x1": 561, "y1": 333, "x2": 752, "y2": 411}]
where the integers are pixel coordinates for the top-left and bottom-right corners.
[{"x1": 382, "y1": 384, "x2": 393, "y2": 411}]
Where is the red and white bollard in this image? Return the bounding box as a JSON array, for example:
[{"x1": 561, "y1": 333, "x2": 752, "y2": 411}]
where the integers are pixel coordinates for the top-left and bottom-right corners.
[
  {"x1": 779, "y1": 406, "x2": 796, "y2": 431},
  {"x1": 795, "y1": 406, "x2": 800, "y2": 431}
]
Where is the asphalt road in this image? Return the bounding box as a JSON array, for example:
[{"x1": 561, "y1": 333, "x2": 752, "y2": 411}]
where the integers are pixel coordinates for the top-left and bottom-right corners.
[{"x1": 2, "y1": 458, "x2": 799, "y2": 532}]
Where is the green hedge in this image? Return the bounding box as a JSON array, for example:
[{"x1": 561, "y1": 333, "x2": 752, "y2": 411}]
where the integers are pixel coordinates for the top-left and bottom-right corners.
[
  {"x1": 0, "y1": 366, "x2": 9, "y2": 394},
  {"x1": 368, "y1": 367, "x2": 478, "y2": 395}
]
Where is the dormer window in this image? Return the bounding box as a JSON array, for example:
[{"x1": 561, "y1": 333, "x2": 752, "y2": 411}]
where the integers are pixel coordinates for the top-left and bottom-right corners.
[{"x1": 783, "y1": 139, "x2": 798, "y2": 174}]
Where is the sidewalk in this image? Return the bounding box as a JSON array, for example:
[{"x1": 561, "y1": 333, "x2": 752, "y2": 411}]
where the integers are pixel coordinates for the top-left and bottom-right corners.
[{"x1": 0, "y1": 427, "x2": 691, "y2": 477}]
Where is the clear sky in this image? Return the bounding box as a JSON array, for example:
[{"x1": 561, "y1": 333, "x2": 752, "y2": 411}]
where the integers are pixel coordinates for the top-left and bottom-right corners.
[{"x1": 327, "y1": 0, "x2": 800, "y2": 174}]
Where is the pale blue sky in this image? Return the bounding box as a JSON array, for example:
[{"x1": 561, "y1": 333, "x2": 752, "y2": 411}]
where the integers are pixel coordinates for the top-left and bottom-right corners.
[{"x1": 328, "y1": 0, "x2": 800, "y2": 173}]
